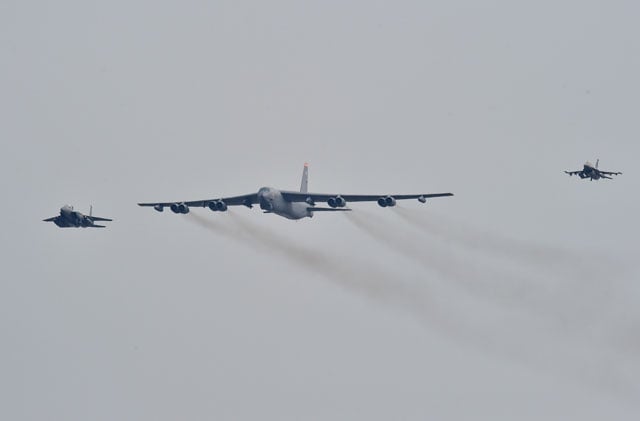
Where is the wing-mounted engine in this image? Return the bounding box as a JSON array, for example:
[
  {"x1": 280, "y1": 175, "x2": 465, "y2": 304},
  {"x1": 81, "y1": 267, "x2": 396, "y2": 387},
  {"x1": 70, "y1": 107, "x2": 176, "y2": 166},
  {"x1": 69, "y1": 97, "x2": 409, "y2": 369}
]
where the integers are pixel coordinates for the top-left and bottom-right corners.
[
  {"x1": 207, "y1": 200, "x2": 228, "y2": 212},
  {"x1": 170, "y1": 203, "x2": 190, "y2": 214},
  {"x1": 327, "y1": 195, "x2": 346, "y2": 208},
  {"x1": 377, "y1": 196, "x2": 396, "y2": 207},
  {"x1": 154, "y1": 205, "x2": 164, "y2": 212}
]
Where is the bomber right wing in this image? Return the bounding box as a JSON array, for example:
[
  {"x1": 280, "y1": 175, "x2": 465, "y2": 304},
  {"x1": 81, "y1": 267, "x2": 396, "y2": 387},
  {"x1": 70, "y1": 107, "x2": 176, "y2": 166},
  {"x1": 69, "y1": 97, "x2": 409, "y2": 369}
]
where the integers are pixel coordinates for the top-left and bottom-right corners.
[{"x1": 138, "y1": 193, "x2": 258, "y2": 212}]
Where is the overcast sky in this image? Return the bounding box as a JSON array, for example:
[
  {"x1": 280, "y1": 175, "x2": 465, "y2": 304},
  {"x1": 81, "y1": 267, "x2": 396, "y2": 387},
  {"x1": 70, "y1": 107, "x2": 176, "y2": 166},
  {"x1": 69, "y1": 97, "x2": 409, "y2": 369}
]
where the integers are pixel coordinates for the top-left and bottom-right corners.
[{"x1": 2, "y1": 1, "x2": 639, "y2": 420}]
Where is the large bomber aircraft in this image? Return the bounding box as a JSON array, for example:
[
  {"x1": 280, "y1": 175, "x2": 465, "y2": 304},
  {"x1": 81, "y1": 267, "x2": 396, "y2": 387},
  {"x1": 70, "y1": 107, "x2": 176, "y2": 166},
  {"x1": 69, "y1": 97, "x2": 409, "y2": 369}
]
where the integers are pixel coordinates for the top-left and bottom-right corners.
[
  {"x1": 43, "y1": 205, "x2": 113, "y2": 228},
  {"x1": 138, "y1": 164, "x2": 453, "y2": 220},
  {"x1": 565, "y1": 159, "x2": 622, "y2": 181}
]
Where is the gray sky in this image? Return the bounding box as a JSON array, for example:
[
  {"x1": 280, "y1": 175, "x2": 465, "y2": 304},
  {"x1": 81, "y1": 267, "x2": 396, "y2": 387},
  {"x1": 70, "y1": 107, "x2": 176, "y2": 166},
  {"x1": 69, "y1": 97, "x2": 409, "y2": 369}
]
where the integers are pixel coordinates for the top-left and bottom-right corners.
[{"x1": 2, "y1": 1, "x2": 639, "y2": 420}]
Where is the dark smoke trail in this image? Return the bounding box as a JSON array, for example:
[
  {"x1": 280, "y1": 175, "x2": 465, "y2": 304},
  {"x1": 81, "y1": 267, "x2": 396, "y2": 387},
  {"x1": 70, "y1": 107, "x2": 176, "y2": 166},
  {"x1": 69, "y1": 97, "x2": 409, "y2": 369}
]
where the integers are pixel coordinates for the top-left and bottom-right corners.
[
  {"x1": 186, "y1": 211, "x2": 639, "y2": 398},
  {"x1": 344, "y1": 211, "x2": 569, "y2": 318},
  {"x1": 343, "y1": 210, "x2": 640, "y2": 363},
  {"x1": 393, "y1": 206, "x2": 620, "y2": 280},
  {"x1": 187, "y1": 211, "x2": 441, "y2": 323}
]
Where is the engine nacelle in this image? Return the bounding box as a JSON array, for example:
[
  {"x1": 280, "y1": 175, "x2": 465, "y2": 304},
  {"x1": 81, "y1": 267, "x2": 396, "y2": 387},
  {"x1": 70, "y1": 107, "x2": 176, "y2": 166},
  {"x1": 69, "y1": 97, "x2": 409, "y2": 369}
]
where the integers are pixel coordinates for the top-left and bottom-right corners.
[
  {"x1": 328, "y1": 195, "x2": 346, "y2": 208},
  {"x1": 377, "y1": 197, "x2": 387, "y2": 207},
  {"x1": 418, "y1": 195, "x2": 427, "y2": 203},
  {"x1": 154, "y1": 204, "x2": 164, "y2": 212},
  {"x1": 216, "y1": 201, "x2": 227, "y2": 211},
  {"x1": 208, "y1": 201, "x2": 228, "y2": 212},
  {"x1": 384, "y1": 196, "x2": 396, "y2": 207},
  {"x1": 171, "y1": 203, "x2": 189, "y2": 214}
]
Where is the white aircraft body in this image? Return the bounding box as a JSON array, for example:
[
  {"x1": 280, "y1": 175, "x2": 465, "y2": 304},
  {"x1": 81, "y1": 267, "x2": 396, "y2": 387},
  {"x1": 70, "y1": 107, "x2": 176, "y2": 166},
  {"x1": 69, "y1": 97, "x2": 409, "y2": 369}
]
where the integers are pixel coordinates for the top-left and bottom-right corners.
[{"x1": 138, "y1": 164, "x2": 453, "y2": 220}]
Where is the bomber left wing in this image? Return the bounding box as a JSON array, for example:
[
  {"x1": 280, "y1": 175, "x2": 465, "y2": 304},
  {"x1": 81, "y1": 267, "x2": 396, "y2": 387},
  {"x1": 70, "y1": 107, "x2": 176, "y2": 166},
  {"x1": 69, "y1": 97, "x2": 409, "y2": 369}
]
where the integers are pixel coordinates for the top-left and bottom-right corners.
[
  {"x1": 281, "y1": 191, "x2": 453, "y2": 206},
  {"x1": 138, "y1": 193, "x2": 258, "y2": 213}
]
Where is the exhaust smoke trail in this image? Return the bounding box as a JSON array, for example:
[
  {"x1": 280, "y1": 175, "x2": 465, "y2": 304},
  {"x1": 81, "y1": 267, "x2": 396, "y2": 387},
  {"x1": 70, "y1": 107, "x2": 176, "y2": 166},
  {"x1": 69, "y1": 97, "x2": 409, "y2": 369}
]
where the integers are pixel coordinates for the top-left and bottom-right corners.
[
  {"x1": 186, "y1": 211, "x2": 639, "y2": 398},
  {"x1": 343, "y1": 209, "x2": 640, "y2": 367},
  {"x1": 393, "y1": 206, "x2": 620, "y2": 280},
  {"x1": 187, "y1": 211, "x2": 441, "y2": 324},
  {"x1": 344, "y1": 210, "x2": 581, "y2": 323}
]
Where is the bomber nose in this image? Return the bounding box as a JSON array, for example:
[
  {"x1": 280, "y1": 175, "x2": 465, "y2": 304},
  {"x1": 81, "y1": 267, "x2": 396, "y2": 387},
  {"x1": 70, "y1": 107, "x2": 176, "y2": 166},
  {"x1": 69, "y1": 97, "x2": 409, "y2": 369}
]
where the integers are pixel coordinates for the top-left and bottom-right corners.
[
  {"x1": 259, "y1": 195, "x2": 273, "y2": 210},
  {"x1": 258, "y1": 189, "x2": 274, "y2": 210}
]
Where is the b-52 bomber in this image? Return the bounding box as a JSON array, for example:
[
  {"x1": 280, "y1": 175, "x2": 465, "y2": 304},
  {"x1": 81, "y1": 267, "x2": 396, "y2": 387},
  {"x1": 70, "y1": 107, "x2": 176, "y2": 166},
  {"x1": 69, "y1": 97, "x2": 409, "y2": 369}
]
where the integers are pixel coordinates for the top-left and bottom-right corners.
[
  {"x1": 139, "y1": 164, "x2": 454, "y2": 220},
  {"x1": 564, "y1": 159, "x2": 622, "y2": 181},
  {"x1": 43, "y1": 205, "x2": 113, "y2": 228}
]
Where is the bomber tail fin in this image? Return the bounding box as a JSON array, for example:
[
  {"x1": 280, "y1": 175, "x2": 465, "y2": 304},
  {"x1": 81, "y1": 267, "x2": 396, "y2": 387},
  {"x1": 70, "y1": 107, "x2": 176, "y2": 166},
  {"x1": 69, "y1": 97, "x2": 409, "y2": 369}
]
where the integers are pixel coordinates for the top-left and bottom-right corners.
[{"x1": 300, "y1": 163, "x2": 309, "y2": 193}]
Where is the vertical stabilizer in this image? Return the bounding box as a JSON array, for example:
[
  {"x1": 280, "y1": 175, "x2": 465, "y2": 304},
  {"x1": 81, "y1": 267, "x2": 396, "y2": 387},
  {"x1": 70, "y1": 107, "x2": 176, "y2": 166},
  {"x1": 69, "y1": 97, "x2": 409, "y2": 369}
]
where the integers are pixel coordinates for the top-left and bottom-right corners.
[
  {"x1": 300, "y1": 163, "x2": 309, "y2": 193},
  {"x1": 90, "y1": 205, "x2": 93, "y2": 217},
  {"x1": 596, "y1": 159, "x2": 599, "y2": 169}
]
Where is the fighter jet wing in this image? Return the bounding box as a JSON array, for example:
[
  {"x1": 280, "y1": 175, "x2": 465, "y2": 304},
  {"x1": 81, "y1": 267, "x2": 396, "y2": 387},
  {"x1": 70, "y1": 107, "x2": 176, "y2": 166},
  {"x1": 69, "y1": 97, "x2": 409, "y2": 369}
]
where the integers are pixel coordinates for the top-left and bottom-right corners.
[
  {"x1": 43, "y1": 216, "x2": 57, "y2": 222},
  {"x1": 87, "y1": 216, "x2": 113, "y2": 222},
  {"x1": 281, "y1": 191, "x2": 453, "y2": 203},
  {"x1": 598, "y1": 170, "x2": 622, "y2": 176},
  {"x1": 138, "y1": 193, "x2": 258, "y2": 209},
  {"x1": 564, "y1": 170, "x2": 581, "y2": 176}
]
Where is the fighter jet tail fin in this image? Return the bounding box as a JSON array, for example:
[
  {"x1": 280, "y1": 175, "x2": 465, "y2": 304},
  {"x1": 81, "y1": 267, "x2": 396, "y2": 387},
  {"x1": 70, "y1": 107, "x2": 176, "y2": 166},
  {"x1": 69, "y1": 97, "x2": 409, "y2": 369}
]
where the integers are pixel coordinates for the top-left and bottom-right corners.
[
  {"x1": 300, "y1": 163, "x2": 309, "y2": 193},
  {"x1": 596, "y1": 159, "x2": 599, "y2": 169}
]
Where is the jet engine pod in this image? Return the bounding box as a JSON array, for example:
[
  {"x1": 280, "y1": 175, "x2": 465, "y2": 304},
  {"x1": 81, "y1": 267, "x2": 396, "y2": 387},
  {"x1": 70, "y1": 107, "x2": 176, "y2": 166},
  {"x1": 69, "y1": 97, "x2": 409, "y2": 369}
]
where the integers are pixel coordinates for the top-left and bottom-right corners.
[
  {"x1": 171, "y1": 202, "x2": 189, "y2": 214},
  {"x1": 154, "y1": 204, "x2": 164, "y2": 212},
  {"x1": 384, "y1": 196, "x2": 396, "y2": 207},
  {"x1": 418, "y1": 195, "x2": 427, "y2": 203},
  {"x1": 377, "y1": 197, "x2": 387, "y2": 207},
  {"x1": 207, "y1": 200, "x2": 227, "y2": 212},
  {"x1": 215, "y1": 200, "x2": 228, "y2": 211},
  {"x1": 328, "y1": 195, "x2": 346, "y2": 208}
]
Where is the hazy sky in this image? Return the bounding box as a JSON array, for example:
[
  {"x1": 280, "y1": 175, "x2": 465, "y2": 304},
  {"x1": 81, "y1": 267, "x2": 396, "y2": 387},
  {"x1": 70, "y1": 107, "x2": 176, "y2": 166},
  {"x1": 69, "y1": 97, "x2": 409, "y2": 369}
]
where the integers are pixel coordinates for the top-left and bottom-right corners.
[{"x1": 2, "y1": 1, "x2": 639, "y2": 420}]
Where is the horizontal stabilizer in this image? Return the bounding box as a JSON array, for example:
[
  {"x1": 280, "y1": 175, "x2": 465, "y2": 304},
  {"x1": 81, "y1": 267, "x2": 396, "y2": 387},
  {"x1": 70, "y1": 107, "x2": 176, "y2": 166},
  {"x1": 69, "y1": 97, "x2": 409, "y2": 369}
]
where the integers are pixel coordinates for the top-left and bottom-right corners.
[
  {"x1": 90, "y1": 225, "x2": 107, "y2": 228},
  {"x1": 308, "y1": 207, "x2": 352, "y2": 212}
]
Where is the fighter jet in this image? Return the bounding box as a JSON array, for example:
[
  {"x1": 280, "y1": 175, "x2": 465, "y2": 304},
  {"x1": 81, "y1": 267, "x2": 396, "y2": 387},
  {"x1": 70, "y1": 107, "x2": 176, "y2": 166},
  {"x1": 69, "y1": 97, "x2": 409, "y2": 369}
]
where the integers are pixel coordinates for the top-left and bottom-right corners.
[
  {"x1": 565, "y1": 159, "x2": 622, "y2": 180},
  {"x1": 43, "y1": 205, "x2": 113, "y2": 228},
  {"x1": 138, "y1": 164, "x2": 453, "y2": 220}
]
